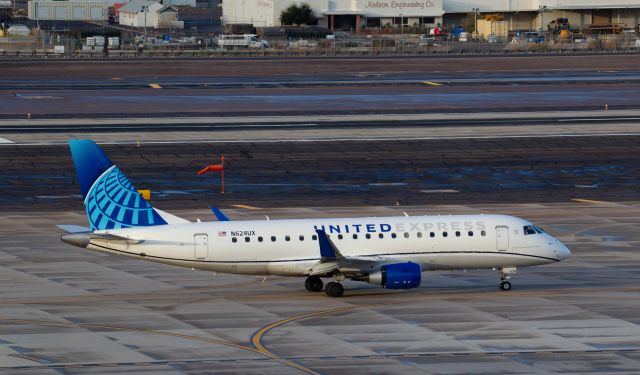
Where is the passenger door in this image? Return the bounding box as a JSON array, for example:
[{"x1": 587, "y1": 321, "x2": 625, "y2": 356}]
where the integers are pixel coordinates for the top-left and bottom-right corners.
[
  {"x1": 194, "y1": 233, "x2": 208, "y2": 260},
  {"x1": 496, "y1": 226, "x2": 509, "y2": 251}
]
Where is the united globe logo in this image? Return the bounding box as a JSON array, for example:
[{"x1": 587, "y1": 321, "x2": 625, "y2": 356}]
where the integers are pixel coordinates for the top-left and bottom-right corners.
[{"x1": 85, "y1": 166, "x2": 166, "y2": 230}]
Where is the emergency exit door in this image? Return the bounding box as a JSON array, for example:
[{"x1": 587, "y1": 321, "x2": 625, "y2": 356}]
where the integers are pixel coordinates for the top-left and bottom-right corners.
[
  {"x1": 194, "y1": 234, "x2": 208, "y2": 260},
  {"x1": 496, "y1": 226, "x2": 509, "y2": 251}
]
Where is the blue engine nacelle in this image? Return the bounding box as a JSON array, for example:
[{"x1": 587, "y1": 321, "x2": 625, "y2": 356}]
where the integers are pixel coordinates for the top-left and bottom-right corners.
[{"x1": 367, "y1": 262, "x2": 422, "y2": 289}]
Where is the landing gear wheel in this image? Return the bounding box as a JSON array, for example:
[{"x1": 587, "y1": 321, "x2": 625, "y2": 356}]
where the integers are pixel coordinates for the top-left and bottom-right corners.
[
  {"x1": 499, "y1": 281, "x2": 512, "y2": 291},
  {"x1": 304, "y1": 276, "x2": 323, "y2": 292},
  {"x1": 325, "y1": 281, "x2": 344, "y2": 297}
]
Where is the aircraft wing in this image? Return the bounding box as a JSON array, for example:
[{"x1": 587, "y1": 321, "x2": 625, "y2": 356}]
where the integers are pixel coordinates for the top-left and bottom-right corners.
[{"x1": 309, "y1": 230, "x2": 388, "y2": 277}]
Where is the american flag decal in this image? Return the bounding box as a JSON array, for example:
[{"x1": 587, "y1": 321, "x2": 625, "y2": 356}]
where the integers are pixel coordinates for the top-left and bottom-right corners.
[{"x1": 218, "y1": 231, "x2": 227, "y2": 237}]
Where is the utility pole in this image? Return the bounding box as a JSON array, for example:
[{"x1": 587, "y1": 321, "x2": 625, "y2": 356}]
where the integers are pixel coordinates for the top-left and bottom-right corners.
[
  {"x1": 142, "y1": 4, "x2": 148, "y2": 47},
  {"x1": 472, "y1": 8, "x2": 479, "y2": 42},
  {"x1": 399, "y1": 12, "x2": 403, "y2": 53}
]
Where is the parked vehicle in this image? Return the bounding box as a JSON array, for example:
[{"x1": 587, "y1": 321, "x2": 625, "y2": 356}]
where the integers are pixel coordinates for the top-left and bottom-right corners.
[
  {"x1": 419, "y1": 34, "x2": 435, "y2": 46},
  {"x1": 217, "y1": 34, "x2": 269, "y2": 49}
]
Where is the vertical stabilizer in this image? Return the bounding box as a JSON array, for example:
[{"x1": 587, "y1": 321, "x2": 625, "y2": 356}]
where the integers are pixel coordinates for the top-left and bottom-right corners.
[{"x1": 68, "y1": 140, "x2": 167, "y2": 230}]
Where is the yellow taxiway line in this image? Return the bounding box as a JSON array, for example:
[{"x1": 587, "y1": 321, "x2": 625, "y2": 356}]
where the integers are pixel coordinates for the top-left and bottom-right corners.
[
  {"x1": 231, "y1": 204, "x2": 261, "y2": 210},
  {"x1": 572, "y1": 198, "x2": 608, "y2": 204},
  {"x1": 149, "y1": 83, "x2": 162, "y2": 89},
  {"x1": 250, "y1": 304, "x2": 380, "y2": 374},
  {"x1": 422, "y1": 81, "x2": 443, "y2": 86}
]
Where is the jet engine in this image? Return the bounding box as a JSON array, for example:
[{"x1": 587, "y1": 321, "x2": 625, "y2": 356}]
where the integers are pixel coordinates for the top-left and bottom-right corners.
[{"x1": 366, "y1": 262, "x2": 421, "y2": 289}]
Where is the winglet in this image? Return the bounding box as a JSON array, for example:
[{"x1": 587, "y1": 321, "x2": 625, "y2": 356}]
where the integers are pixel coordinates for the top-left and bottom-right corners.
[
  {"x1": 315, "y1": 229, "x2": 343, "y2": 259},
  {"x1": 211, "y1": 207, "x2": 230, "y2": 221}
]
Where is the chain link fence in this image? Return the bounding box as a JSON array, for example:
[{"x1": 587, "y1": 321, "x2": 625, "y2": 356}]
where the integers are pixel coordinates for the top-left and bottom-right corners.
[{"x1": 1, "y1": 32, "x2": 640, "y2": 58}]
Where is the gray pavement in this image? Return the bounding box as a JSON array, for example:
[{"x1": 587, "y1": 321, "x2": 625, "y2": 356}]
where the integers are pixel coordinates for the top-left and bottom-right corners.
[{"x1": 1, "y1": 202, "x2": 639, "y2": 374}]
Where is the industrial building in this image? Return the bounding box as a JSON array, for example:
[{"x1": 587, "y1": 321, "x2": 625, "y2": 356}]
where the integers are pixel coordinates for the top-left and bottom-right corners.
[
  {"x1": 28, "y1": 0, "x2": 110, "y2": 21},
  {"x1": 221, "y1": 0, "x2": 640, "y2": 33},
  {"x1": 118, "y1": 0, "x2": 183, "y2": 29},
  {"x1": 27, "y1": 0, "x2": 195, "y2": 21}
]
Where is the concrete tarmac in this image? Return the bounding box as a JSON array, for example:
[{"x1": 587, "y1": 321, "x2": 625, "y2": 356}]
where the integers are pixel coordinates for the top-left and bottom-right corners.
[{"x1": 1, "y1": 202, "x2": 639, "y2": 374}]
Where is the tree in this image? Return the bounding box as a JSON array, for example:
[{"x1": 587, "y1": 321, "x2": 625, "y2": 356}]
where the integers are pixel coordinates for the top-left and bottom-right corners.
[{"x1": 280, "y1": 3, "x2": 316, "y2": 26}]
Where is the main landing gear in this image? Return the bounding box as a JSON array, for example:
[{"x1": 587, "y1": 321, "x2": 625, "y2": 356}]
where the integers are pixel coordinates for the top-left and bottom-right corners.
[
  {"x1": 324, "y1": 281, "x2": 344, "y2": 298},
  {"x1": 305, "y1": 276, "x2": 344, "y2": 297},
  {"x1": 498, "y1": 267, "x2": 516, "y2": 291},
  {"x1": 304, "y1": 276, "x2": 324, "y2": 292}
]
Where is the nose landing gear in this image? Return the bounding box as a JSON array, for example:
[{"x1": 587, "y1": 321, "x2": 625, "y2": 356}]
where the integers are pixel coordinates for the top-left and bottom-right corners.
[
  {"x1": 498, "y1": 267, "x2": 516, "y2": 291},
  {"x1": 499, "y1": 280, "x2": 512, "y2": 291}
]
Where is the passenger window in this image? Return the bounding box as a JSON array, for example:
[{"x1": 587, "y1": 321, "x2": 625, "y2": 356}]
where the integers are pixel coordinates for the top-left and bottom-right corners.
[
  {"x1": 391, "y1": 233, "x2": 397, "y2": 238},
  {"x1": 258, "y1": 236, "x2": 263, "y2": 242},
  {"x1": 365, "y1": 233, "x2": 371, "y2": 239},
  {"x1": 403, "y1": 232, "x2": 409, "y2": 238},
  {"x1": 523, "y1": 225, "x2": 536, "y2": 235},
  {"x1": 271, "y1": 236, "x2": 276, "y2": 242},
  {"x1": 417, "y1": 232, "x2": 423, "y2": 238},
  {"x1": 353, "y1": 234, "x2": 358, "y2": 239},
  {"x1": 232, "y1": 237, "x2": 237, "y2": 243},
  {"x1": 455, "y1": 231, "x2": 460, "y2": 237},
  {"x1": 481, "y1": 230, "x2": 486, "y2": 236},
  {"x1": 299, "y1": 235, "x2": 304, "y2": 241},
  {"x1": 312, "y1": 235, "x2": 318, "y2": 240},
  {"x1": 468, "y1": 231, "x2": 473, "y2": 237},
  {"x1": 430, "y1": 232, "x2": 435, "y2": 238},
  {"x1": 245, "y1": 237, "x2": 250, "y2": 242},
  {"x1": 378, "y1": 233, "x2": 384, "y2": 239},
  {"x1": 443, "y1": 232, "x2": 448, "y2": 237},
  {"x1": 338, "y1": 234, "x2": 343, "y2": 240},
  {"x1": 285, "y1": 235, "x2": 290, "y2": 241}
]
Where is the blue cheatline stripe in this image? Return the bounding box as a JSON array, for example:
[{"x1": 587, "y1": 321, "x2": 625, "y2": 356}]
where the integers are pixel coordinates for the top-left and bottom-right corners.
[
  {"x1": 114, "y1": 189, "x2": 126, "y2": 204},
  {"x1": 105, "y1": 202, "x2": 116, "y2": 216},
  {"x1": 122, "y1": 191, "x2": 132, "y2": 207},
  {"x1": 97, "y1": 216, "x2": 108, "y2": 229},
  {"x1": 90, "y1": 206, "x2": 101, "y2": 223},
  {"x1": 116, "y1": 206, "x2": 126, "y2": 222}
]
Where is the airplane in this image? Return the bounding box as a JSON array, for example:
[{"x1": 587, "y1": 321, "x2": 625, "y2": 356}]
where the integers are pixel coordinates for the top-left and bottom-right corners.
[{"x1": 60, "y1": 140, "x2": 571, "y2": 297}]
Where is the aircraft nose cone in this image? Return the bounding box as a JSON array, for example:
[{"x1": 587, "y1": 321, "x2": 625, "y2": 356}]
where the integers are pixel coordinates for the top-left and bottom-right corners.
[
  {"x1": 557, "y1": 243, "x2": 571, "y2": 260},
  {"x1": 61, "y1": 233, "x2": 91, "y2": 248}
]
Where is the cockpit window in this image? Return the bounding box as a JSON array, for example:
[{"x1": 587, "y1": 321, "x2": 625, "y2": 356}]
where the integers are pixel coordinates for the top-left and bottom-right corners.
[
  {"x1": 533, "y1": 226, "x2": 545, "y2": 234},
  {"x1": 523, "y1": 225, "x2": 537, "y2": 235}
]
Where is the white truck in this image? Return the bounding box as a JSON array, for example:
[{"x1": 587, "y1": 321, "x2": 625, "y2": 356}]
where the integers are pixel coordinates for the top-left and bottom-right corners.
[{"x1": 217, "y1": 34, "x2": 269, "y2": 50}]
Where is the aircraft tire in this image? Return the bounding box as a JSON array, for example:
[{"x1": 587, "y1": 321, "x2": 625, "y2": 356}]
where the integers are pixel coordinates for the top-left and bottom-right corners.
[
  {"x1": 325, "y1": 282, "x2": 344, "y2": 297},
  {"x1": 305, "y1": 276, "x2": 323, "y2": 292},
  {"x1": 499, "y1": 281, "x2": 512, "y2": 291}
]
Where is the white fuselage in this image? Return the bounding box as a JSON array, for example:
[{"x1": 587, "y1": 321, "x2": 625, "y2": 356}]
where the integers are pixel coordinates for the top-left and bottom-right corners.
[{"x1": 85, "y1": 214, "x2": 570, "y2": 276}]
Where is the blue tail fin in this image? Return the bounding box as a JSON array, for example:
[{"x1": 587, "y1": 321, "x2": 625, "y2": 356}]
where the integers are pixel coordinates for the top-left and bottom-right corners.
[{"x1": 69, "y1": 140, "x2": 167, "y2": 230}]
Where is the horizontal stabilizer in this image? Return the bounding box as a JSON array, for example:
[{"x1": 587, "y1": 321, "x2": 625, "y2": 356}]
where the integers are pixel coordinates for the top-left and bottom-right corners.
[
  {"x1": 57, "y1": 224, "x2": 91, "y2": 233},
  {"x1": 211, "y1": 207, "x2": 230, "y2": 221}
]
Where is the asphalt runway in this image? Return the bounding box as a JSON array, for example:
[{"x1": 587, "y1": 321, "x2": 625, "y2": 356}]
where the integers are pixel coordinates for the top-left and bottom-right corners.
[
  {"x1": 1, "y1": 202, "x2": 639, "y2": 374},
  {"x1": 3, "y1": 83, "x2": 640, "y2": 118},
  {"x1": 1, "y1": 54, "x2": 640, "y2": 118},
  {"x1": 1, "y1": 134, "x2": 639, "y2": 211}
]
